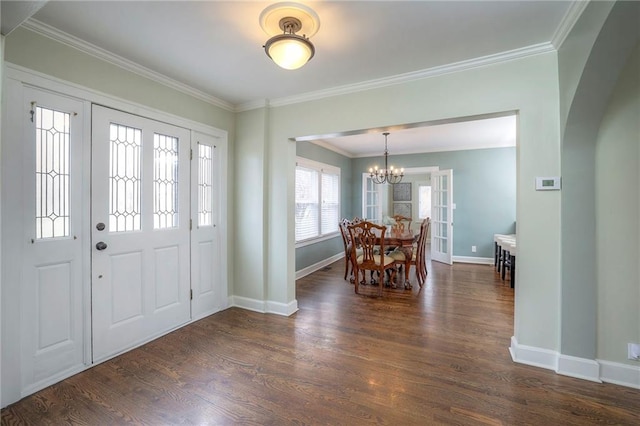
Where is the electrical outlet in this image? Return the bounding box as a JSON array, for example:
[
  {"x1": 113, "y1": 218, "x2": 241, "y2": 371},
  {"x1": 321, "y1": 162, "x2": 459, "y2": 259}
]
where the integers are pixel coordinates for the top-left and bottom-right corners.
[
  {"x1": 471, "y1": 245, "x2": 477, "y2": 253},
  {"x1": 628, "y1": 343, "x2": 640, "y2": 361}
]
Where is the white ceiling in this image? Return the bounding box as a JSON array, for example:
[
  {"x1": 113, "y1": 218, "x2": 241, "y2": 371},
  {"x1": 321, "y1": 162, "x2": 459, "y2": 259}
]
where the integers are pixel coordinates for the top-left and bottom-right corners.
[
  {"x1": 13, "y1": 0, "x2": 574, "y2": 154},
  {"x1": 309, "y1": 113, "x2": 518, "y2": 157}
]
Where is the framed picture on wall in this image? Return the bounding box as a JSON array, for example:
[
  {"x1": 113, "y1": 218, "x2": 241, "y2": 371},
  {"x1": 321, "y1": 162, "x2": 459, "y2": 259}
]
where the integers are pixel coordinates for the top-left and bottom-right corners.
[
  {"x1": 393, "y1": 202, "x2": 412, "y2": 218},
  {"x1": 393, "y1": 182, "x2": 412, "y2": 201}
]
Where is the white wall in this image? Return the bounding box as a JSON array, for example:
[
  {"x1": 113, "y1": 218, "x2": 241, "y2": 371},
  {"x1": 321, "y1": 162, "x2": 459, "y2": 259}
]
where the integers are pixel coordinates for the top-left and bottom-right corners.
[{"x1": 595, "y1": 42, "x2": 640, "y2": 364}]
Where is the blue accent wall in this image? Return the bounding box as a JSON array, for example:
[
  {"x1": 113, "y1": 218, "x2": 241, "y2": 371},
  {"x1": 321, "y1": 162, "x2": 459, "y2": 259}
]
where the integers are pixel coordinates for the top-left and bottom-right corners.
[
  {"x1": 295, "y1": 142, "x2": 353, "y2": 271},
  {"x1": 295, "y1": 144, "x2": 515, "y2": 270},
  {"x1": 353, "y1": 147, "x2": 516, "y2": 258}
]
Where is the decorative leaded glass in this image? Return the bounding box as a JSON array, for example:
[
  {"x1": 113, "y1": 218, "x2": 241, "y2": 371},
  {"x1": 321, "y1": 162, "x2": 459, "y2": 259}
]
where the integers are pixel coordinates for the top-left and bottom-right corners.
[
  {"x1": 198, "y1": 144, "x2": 213, "y2": 227},
  {"x1": 153, "y1": 133, "x2": 179, "y2": 229},
  {"x1": 109, "y1": 123, "x2": 142, "y2": 232},
  {"x1": 35, "y1": 106, "x2": 70, "y2": 239}
]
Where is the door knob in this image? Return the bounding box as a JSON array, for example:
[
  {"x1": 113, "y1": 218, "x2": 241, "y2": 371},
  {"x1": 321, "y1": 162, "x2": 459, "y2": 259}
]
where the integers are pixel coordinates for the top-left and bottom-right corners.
[{"x1": 96, "y1": 241, "x2": 108, "y2": 251}]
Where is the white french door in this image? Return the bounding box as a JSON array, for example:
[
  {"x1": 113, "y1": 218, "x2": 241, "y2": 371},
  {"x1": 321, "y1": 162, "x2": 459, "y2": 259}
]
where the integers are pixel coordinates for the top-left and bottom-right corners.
[
  {"x1": 362, "y1": 174, "x2": 382, "y2": 223},
  {"x1": 20, "y1": 88, "x2": 87, "y2": 393},
  {"x1": 91, "y1": 105, "x2": 191, "y2": 362},
  {"x1": 431, "y1": 169, "x2": 453, "y2": 265}
]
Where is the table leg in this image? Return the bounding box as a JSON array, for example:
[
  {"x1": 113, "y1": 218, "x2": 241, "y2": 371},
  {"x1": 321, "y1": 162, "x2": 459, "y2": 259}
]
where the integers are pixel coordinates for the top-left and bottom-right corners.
[{"x1": 404, "y1": 258, "x2": 412, "y2": 289}]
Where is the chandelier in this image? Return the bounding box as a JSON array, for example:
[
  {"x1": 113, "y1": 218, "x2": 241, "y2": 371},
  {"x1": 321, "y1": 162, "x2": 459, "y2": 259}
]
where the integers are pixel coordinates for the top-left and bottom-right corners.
[{"x1": 369, "y1": 132, "x2": 404, "y2": 184}]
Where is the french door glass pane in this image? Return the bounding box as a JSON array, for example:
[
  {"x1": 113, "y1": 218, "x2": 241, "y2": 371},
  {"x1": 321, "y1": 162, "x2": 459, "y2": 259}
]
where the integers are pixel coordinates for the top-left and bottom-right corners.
[
  {"x1": 35, "y1": 106, "x2": 70, "y2": 239},
  {"x1": 109, "y1": 123, "x2": 142, "y2": 232},
  {"x1": 153, "y1": 133, "x2": 179, "y2": 229},
  {"x1": 198, "y1": 144, "x2": 214, "y2": 227},
  {"x1": 418, "y1": 185, "x2": 431, "y2": 219}
]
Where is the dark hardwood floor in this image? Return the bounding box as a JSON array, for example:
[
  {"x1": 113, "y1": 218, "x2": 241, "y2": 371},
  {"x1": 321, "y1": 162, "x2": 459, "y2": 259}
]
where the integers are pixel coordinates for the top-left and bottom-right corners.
[{"x1": 2, "y1": 253, "x2": 639, "y2": 425}]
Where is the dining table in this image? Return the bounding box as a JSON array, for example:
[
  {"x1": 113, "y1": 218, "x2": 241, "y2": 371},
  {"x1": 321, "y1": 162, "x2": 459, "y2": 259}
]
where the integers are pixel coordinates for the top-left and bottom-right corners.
[{"x1": 374, "y1": 226, "x2": 417, "y2": 289}]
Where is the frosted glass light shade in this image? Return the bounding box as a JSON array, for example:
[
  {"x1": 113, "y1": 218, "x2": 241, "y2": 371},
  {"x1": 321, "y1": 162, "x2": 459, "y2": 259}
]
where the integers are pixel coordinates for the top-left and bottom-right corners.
[{"x1": 265, "y1": 34, "x2": 315, "y2": 70}]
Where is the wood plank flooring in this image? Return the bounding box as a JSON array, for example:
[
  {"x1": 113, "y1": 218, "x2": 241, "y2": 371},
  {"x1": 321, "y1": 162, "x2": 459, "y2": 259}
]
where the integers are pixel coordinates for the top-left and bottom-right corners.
[{"x1": 2, "y1": 255, "x2": 639, "y2": 425}]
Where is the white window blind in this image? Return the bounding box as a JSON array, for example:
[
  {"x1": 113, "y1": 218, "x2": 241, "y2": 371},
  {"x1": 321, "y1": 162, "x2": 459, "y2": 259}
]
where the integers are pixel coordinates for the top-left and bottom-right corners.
[{"x1": 295, "y1": 158, "x2": 340, "y2": 243}]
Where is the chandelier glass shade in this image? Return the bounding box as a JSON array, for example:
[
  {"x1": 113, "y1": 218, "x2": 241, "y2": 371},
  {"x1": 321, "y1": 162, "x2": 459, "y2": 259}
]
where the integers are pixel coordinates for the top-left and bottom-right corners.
[{"x1": 369, "y1": 132, "x2": 404, "y2": 184}]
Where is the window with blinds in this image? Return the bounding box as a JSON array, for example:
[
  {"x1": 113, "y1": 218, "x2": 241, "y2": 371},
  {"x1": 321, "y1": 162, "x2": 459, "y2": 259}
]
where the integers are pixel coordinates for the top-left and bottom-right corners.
[{"x1": 295, "y1": 158, "x2": 340, "y2": 243}]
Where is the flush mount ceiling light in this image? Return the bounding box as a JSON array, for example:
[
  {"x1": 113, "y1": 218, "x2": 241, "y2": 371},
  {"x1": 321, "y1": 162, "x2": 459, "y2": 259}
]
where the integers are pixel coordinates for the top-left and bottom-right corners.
[{"x1": 260, "y1": 2, "x2": 320, "y2": 70}]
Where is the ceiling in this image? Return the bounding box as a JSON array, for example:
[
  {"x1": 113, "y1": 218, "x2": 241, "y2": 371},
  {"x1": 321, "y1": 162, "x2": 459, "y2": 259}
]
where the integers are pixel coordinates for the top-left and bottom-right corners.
[
  {"x1": 309, "y1": 113, "x2": 518, "y2": 158},
  {"x1": 7, "y1": 0, "x2": 575, "y2": 155}
]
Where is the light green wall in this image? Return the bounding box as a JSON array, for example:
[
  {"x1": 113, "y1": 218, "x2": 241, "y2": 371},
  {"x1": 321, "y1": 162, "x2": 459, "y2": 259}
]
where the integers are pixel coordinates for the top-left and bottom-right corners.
[
  {"x1": 5, "y1": 28, "x2": 234, "y2": 131},
  {"x1": 595, "y1": 42, "x2": 640, "y2": 364},
  {"x1": 267, "y1": 52, "x2": 562, "y2": 351},
  {"x1": 235, "y1": 108, "x2": 267, "y2": 301},
  {"x1": 558, "y1": 2, "x2": 615, "y2": 131},
  {"x1": 559, "y1": 0, "x2": 640, "y2": 360}
]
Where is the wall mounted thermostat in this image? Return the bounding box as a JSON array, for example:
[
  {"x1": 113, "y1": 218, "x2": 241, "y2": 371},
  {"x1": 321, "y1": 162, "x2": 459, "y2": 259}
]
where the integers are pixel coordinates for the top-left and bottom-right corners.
[{"x1": 535, "y1": 176, "x2": 561, "y2": 191}]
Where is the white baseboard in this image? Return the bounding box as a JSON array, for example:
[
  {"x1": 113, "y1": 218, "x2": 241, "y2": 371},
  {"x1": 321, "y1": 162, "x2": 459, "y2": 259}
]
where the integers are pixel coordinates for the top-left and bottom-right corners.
[
  {"x1": 510, "y1": 336, "x2": 640, "y2": 389},
  {"x1": 557, "y1": 354, "x2": 601, "y2": 383},
  {"x1": 598, "y1": 360, "x2": 640, "y2": 389},
  {"x1": 296, "y1": 252, "x2": 344, "y2": 279},
  {"x1": 266, "y1": 299, "x2": 299, "y2": 316},
  {"x1": 452, "y1": 255, "x2": 494, "y2": 265},
  {"x1": 509, "y1": 336, "x2": 558, "y2": 370},
  {"x1": 231, "y1": 295, "x2": 298, "y2": 317},
  {"x1": 21, "y1": 364, "x2": 88, "y2": 400}
]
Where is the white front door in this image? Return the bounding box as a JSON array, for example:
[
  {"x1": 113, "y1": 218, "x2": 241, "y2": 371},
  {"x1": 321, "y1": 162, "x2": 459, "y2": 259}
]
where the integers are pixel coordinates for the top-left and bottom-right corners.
[
  {"x1": 91, "y1": 105, "x2": 191, "y2": 362},
  {"x1": 20, "y1": 88, "x2": 87, "y2": 393},
  {"x1": 431, "y1": 169, "x2": 453, "y2": 265},
  {"x1": 190, "y1": 132, "x2": 222, "y2": 319}
]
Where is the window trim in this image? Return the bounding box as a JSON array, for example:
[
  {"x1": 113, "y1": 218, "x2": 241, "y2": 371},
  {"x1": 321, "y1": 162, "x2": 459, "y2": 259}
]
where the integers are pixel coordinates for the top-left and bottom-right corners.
[{"x1": 295, "y1": 157, "x2": 340, "y2": 247}]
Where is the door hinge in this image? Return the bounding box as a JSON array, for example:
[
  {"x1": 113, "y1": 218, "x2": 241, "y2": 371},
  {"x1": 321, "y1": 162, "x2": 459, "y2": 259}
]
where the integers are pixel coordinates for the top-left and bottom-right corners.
[
  {"x1": 190, "y1": 148, "x2": 193, "y2": 160},
  {"x1": 190, "y1": 289, "x2": 193, "y2": 300},
  {"x1": 190, "y1": 219, "x2": 192, "y2": 230}
]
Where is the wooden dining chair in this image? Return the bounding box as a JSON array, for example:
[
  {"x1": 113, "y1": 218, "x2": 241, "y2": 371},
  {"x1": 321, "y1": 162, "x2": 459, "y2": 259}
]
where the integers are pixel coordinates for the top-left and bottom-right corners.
[
  {"x1": 347, "y1": 221, "x2": 396, "y2": 296},
  {"x1": 339, "y1": 218, "x2": 352, "y2": 280},
  {"x1": 388, "y1": 218, "x2": 430, "y2": 287},
  {"x1": 392, "y1": 215, "x2": 412, "y2": 233},
  {"x1": 339, "y1": 218, "x2": 364, "y2": 282},
  {"x1": 414, "y1": 218, "x2": 431, "y2": 286}
]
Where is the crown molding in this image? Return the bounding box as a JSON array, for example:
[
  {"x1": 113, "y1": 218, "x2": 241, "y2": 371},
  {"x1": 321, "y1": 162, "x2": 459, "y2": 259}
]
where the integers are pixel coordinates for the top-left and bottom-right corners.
[
  {"x1": 308, "y1": 139, "x2": 355, "y2": 158},
  {"x1": 22, "y1": 16, "x2": 562, "y2": 114},
  {"x1": 235, "y1": 98, "x2": 270, "y2": 113},
  {"x1": 551, "y1": 0, "x2": 590, "y2": 49},
  {"x1": 264, "y1": 42, "x2": 556, "y2": 109},
  {"x1": 22, "y1": 18, "x2": 235, "y2": 112}
]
